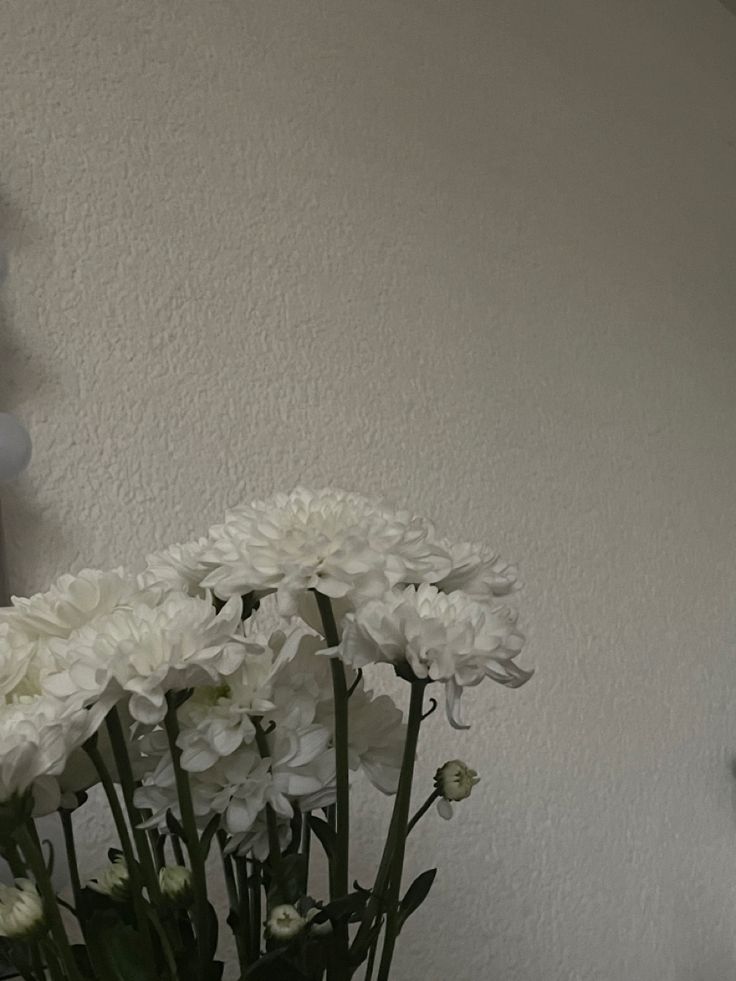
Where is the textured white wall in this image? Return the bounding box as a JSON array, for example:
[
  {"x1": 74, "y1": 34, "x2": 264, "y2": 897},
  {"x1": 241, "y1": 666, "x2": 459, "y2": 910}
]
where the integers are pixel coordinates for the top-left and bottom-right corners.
[{"x1": 2, "y1": 1, "x2": 736, "y2": 978}]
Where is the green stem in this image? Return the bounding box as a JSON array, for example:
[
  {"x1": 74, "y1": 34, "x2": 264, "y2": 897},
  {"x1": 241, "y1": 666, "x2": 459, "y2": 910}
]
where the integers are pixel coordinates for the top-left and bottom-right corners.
[
  {"x1": 39, "y1": 939, "x2": 65, "y2": 981},
  {"x1": 83, "y1": 740, "x2": 158, "y2": 971},
  {"x1": 15, "y1": 822, "x2": 84, "y2": 981},
  {"x1": 314, "y1": 592, "x2": 350, "y2": 902},
  {"x1": 105, "y1": 708, "x2": 162, "y2": 904},
  {"x1": 219, "y1": 833, "x2": 249, "y2": 973},
  {"x1": 406, "y1": 791, "x2": 440, "y2": 836},
  {"x1": 30, "y1": 943, "x2": 46, "y2": 981},
  {"x1": 363, "y1": 921, "x2": 381, "y2": 981},
  {"x1": 315, "y1": 592, "x2": 351, "y2": 976},
  {"x1": 144, "y1": 903, "x2": 179, "y2": 980},
  {"x1": 2, "y1": 840, "x2": 26, "y2": 878},
  {"x1": 301, "y1": 811, "x2": 312, "y2": 889},
  {"x1": 375, "y1": 680, "x2": 427, "y2": 981},
  {"x1": 351, "y1": 678, "x2": 427, "y2": 968},
  {"x1": 253, "y1": 722, "x2": 282, "y2": 874},
  {"x1": 164, "y1": 694, "x2": 209, "y2": 978},
  {"x1": 249, "y1": 860, "x2": 262, "y2": 961},
  {"x1": 58, "y1": 810, "x2": 82, "y2": 908}
]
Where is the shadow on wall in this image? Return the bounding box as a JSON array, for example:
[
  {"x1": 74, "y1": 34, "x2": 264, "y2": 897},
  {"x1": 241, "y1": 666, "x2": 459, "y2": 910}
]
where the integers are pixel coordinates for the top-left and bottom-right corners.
[
  {"x1": 0, "y1": 191, "x2": 50, "y2": 410},
  {"x1": 0, "y1": 190, "x2": 66, "y2": 595}
]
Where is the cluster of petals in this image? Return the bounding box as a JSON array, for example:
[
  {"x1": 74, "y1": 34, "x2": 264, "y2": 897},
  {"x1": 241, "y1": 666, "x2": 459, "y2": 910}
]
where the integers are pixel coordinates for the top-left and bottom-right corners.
[
  {"x1": 197, "y1": 487, "x2": 452, "y2": 612},
  {"x1": 337, "y1": 583, "x2": 531, "y2": 728}
]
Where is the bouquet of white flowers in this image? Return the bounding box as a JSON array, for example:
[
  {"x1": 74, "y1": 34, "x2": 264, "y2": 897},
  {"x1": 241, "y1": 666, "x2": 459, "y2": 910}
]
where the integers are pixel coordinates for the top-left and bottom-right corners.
[{"x1": 0, "y1": 488, "x2": 532, "y2": 981}]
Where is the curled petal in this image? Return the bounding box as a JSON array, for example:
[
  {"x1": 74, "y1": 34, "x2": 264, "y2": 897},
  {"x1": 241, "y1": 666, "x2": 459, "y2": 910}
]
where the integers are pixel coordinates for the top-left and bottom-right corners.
[
  {"x1": 445, "y1": 679, "x2": 470, "y2": 730},
  {"x1": 436, "y1": 797, "x2": 454, "y2": 820}
]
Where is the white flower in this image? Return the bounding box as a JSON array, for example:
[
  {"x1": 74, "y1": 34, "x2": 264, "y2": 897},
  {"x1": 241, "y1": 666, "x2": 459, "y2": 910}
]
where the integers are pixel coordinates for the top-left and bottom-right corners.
[
  {"x1": 338, "y1": 584, "x2": 531, "y2": 728},
  {"x1": 0, "y1": 615, "x2": 37, "y2": 698},
  {"x1": 7, "y1": 569, "x2": 139, "y2": 640},
  {"x1": 0, "y1": 879, "x2": 44, "y2": 939},
  {"x1": 0, "y1": 570, "x2": 142, "y2": 704},
  {"x1": 87, "y1": 857, "x2": 129, "y2": 900},
  {"x1": 227, "y1": 811, "x2": 292, "y2": 862},
  {"x1": 433, "y1": 541, "x2": 519, "y2": 602},
  {"x1": 135, "y1": 746, "x2": 277, "y2": 836},
  {"x1": 0, "y1": 695, "x2": 112, "y2": 812},
  {"x1": 139, "y1": 539, "x2": 212, "y2": 598},
  {"x1": 435, "y1": 760, "x2": 479, "y2": 818},
  {"x1": 158, "y1": 865, "x2": 192, "y2": 906},
  {"x1": 267, "y1": 904, "x2": 305, "y2": 940},
  {"x1": 200, "y1": 487, "x2": 451, "y2": 612},
  {"x1": 299, "y1": 658, "x2": 405, "y2": 795},
  {"x1": 133, "y1": 614, "x2": 403, "y2": 851},
  {"x1": 44, "y1": 591, "x2": 246, "y2": 724}
]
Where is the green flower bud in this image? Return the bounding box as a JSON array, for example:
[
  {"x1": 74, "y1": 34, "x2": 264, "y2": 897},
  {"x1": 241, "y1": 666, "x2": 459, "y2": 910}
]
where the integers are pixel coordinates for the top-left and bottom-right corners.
[
  {"x1": 267, "y1": 904, "x2": 305, "y2": 941},
  {"x1": 434, "y1": 760, "x2": 480, "y2": 802},
  {"x1": 158, "y1": 865, "x2": 193, "y2": 907},
  {"x1": 87, "y1": 857, "x2": 129, "y2": 901},
  {"x1": 0, "y1": 880, "x2": 44, "y2": 941}
]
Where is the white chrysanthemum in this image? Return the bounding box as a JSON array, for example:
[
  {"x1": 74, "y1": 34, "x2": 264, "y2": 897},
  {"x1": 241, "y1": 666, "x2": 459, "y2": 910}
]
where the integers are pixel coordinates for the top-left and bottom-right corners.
[
  {"x1": 139, "y1": 538, "x2": 213, "y2": 598},
  {"x1": 172, "y1": 625, "x2": 312, "y2": 772},
  {"x1": 0, "y1": 694, "x2": 111, "y2": 811},
  {"x1": 135, "y1": 746, "x2": 277, "y2": 836},
  {"x1": 338, "y1": 584, "x2": 531, "y2": 728},
  {"x1": 227, "y1": 811, "x2": 292, "y2": 862},
  {"x1": 199, "y1": 487, "x2": 451, "y2": 612},
  {"x1": 43, "y1": 592, "x2": 246, "y2": 724},
  {"x1": 7, "y1": 569, "x2": 140, "y2": 640},
  {"x1": 0, "y1": 570, "x2": 147, "y2": 705},
  {"x1": 279, "y1": 650, "x2": 405, "y2": 795},
  {"x1": 433, "y1": 541, "x2": 519, "y2": 602},
  {"x1": 0, "y1": 616, "x2": 38, "y2": 699},
  {"x1": 0, "y1": 879, "x2": 44, "y2": 940},
  {"x1": 132, "y1": 614, "x2": 404, "y2": 849}
]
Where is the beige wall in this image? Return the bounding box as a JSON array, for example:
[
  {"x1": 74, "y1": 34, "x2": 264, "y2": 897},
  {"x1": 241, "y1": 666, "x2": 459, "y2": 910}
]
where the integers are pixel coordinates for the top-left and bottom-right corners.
[{"x1": 2, "y1": 1, "x2": 736, "y2": 978}]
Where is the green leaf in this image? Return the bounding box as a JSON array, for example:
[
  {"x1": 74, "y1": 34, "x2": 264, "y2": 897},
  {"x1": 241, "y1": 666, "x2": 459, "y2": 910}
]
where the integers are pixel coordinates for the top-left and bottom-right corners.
[
  {"x1": 175, "y1": 954, "x2": 224, "y2": 981},
  {"x1": 308, "y1": 814, "x2": 337, "y2": 863},
  {"x1": 397, "y1": 868, "x2": 437, "y2": 931},
  {"x1": 244, "y1": 949, "x2": 309, "y2": 980},
  {"x1": 199, "y1": 814, "x2": 221, "y2": 861},
  {"x1": 321, "y1": 889, "x2": 370, "y2": 924},
  {"x1": 42, "y1": 837, "x2": 55, "y2": 877},
  {"x1": 86, "y1": 912, "x2": 159, "y2": 981},
  {"x1": 77, "y1": 885, "x2": 136, "y2": 926},
  {"x1": 165, "y1": 810, "x2": 186, "y2": 840},
  {"x1": 202, "y1": 900, "x2": 220, "y2": 963}
]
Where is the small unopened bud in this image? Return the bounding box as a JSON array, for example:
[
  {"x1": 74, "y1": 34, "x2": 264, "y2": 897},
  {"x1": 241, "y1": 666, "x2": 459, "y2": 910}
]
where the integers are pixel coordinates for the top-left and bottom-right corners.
[
  {"x1": 306, "y1": 906, "x2": 332, "y2": 936},
  {"x1": 435, "y1": 760, "x2": 479, "y2": 802},
  {"x1": 0, "y1": 879, "x2": 44, "y2": 940},
  {"x1": 158, "y1": 865, "x2": 192, "y2": 907},
  {"x1": 267, "y1": 904, "x2": 305, "y2": 941},
  {"x1": 87, "y1": 857, "x2": 129, "y2": 901}
]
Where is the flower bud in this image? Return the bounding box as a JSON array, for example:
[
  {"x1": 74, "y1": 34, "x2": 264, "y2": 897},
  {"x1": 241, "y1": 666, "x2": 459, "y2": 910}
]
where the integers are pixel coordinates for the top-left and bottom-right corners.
[
  {"x1": 0, "y1": 879, "x2": 44, "y2": 940},
  {"x1": 87, "y1": 857, "x2": 129, "y2": 901},
  {"x1": 267, "y1": 904, "x2": 306, "y2": 941},
  {"x1": 434, "y1": 760, "x2": 479, "y2": 815},
  {"x1": 158, "y1": 865, "x2": 192, "y2": 907}
]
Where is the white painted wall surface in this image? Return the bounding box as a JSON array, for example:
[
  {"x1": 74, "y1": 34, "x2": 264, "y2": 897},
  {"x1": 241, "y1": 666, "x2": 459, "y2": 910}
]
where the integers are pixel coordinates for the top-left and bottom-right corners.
[{"x1": 2, "y1": 1, "x2": 736, "y2": 978}]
